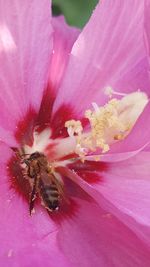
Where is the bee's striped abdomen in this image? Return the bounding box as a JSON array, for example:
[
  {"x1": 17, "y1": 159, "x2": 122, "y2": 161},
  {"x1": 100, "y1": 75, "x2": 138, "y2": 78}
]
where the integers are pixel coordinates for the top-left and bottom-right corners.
[{"x1": 39, "y1": 180, "x2": 60, "y2": 211}]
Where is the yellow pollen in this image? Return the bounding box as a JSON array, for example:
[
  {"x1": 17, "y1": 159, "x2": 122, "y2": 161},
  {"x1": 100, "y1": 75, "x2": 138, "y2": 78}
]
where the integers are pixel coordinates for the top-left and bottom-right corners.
[
  {"x1": 65, "y1": 89, "x2": 148, "y2": 160},
  {"x1": 65, "y1": 120, "x2": 83, "y2": 137}
]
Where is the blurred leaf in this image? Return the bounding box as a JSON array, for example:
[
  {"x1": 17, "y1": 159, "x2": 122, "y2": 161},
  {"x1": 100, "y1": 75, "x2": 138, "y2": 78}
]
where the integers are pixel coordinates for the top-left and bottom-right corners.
[
  {"x1": 52, "y1": 4, "x2": 62, "y2": 16},
  {"x1": 52, "y1": 0, "x2": 98, "y2": 28}
]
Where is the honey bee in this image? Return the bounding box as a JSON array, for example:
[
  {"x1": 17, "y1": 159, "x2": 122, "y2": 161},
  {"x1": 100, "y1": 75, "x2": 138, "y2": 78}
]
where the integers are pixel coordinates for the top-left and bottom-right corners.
[{"x1": 22, "y1": 151, "x2": 64, "y2": 215}]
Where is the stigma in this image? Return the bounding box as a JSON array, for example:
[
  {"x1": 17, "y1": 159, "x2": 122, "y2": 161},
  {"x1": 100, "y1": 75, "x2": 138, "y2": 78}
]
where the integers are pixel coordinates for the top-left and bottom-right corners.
[{"x1": 65, "y1": 89, "x2": 148, "y2": 160}]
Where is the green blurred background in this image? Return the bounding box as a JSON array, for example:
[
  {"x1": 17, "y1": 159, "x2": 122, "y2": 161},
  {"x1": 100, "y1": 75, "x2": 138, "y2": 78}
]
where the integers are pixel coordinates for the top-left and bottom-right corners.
[{"x1": 52, "y1": 0, "x2": 98, "y2": 28}]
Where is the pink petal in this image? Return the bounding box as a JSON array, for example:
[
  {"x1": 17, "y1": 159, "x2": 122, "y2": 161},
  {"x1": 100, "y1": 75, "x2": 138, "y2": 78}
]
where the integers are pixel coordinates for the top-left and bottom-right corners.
[
  {"x1": 92, "y1": 151, "x2": 150, "y2": 247},
  {"x1": 52, "y1": 0, "x2": 149, "y2": 117},
  {"x1": 61, "y1": 157, "x2": 150, "y2": 248},
  {"x1": 0, "y1": 0, "x2": 53, "y2": 146},
  {"x1": 144, "y1": 0, "x2": 150, "y2": 59},
  {"x1": 97, "y1": 152, "x2": 150, "y2": 225},
  {"x1": 58, "y1": 197, "x2": 150, "y2": 267},
  {"x1": 36, "y1": 16, "x2": 80, "y2": 130},
  {"x1": 49, "y1": 16, "x2": 80, "y2": 93}
]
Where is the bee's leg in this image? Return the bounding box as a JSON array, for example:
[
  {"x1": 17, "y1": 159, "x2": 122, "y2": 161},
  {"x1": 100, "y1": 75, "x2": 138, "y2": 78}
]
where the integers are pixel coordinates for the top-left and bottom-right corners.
[
  {"x1": 22, "y1": 159, "x2": 30, "y2": 166},
  {"x1": 29, "y1": 175, "x2": 38, "y2": 215}
]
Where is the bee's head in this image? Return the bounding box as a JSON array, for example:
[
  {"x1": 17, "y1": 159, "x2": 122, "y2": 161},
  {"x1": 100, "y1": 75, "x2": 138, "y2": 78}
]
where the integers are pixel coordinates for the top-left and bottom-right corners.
[{"x1": 29, "y1": 151, "x2": 42, "y2": 160}]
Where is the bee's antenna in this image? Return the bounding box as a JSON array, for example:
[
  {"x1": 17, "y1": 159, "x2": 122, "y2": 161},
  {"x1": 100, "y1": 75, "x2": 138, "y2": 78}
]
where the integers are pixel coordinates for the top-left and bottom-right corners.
[{"x1": 10, "y1": 147, "x2": 30, "y2": 161}]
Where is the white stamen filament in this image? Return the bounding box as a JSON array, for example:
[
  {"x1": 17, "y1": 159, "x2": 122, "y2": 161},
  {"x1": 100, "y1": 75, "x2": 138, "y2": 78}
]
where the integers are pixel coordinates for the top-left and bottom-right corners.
[{"x1": 65, "y1": 89, "x2": 148, "y2": 160}]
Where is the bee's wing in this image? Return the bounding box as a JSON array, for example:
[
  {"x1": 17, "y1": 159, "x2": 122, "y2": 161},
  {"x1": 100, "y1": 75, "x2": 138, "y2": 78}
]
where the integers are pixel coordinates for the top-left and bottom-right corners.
[
  {"x1": 40, "y1": 167, "x2": 69, "y2": 206},
  {"x1": 45, "y1": 169, "x2": 69, "y2": 203},
  {"x1": 51, "y1": 173, "x2": 70, "y2": 205},
  {"x1": 39, "y1": 169, "x2": 54, "y2": 185}
]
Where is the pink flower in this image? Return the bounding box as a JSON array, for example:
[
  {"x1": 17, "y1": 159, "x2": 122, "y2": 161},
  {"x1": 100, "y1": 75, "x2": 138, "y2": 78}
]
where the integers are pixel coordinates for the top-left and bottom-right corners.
[{"x1": 1, "y1": 0, "x2": 150, "y2": 266}]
